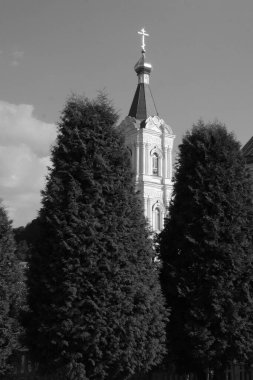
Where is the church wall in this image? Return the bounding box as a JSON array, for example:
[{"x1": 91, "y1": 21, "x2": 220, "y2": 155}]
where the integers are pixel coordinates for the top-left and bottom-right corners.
[{"x1": 119, "y1": 116, "x2": 175, "y2": 231}]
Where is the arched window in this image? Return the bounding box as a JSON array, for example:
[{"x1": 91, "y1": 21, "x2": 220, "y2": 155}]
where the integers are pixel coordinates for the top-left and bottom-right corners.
[
  {"x1": 152, "y1": 153, "x2": 159, "y2": 175},
  {"x1": 154, "y1": 207, "x2": 161, "y2": 231}
]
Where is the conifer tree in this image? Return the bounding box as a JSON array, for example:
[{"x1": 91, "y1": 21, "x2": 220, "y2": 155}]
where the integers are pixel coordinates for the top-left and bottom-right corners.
[
  {"x1": 159, "y1": 121, "x2": 253, "y2": 379},
  {"x1": 0, "y1": 203, "x2": 22, "y2": 375},
  {"x1": 26, "y1": 94, "x2": 167, "y2": 380}
]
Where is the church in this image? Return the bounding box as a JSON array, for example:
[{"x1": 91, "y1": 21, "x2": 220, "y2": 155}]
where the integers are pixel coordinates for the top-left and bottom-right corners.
[
  {"x1": 118, "y1": 29, "x2": 253, "y2": 233},
  {"x1": 118, "y1": 29, "x2": 175, "y2": 232}
]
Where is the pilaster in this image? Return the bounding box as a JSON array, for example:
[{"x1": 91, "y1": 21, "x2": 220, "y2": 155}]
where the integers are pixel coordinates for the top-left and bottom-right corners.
[
  {"x1": 135, "y1": 142, "x2": 139, "y2": 176},
  {"x1": 140, "y1": 142, "x2": 145, "y2": 174}
]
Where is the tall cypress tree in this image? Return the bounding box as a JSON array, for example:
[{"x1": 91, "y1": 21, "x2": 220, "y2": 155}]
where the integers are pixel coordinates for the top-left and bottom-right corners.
[
  {"x1": 159, "y1": 121, "x2": 253, "y2": 379},
  {"x1": 26, "y1": 94, "x2": 167, "y2": 380},
  {"x1": 0, "y1": 203, "x2": 22, "y2": 375}
]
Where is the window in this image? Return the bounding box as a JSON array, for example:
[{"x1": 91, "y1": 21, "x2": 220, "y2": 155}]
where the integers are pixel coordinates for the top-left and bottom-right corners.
[
  {"x1": 154, "y1": 207, "x2": 161, "y2": 231},
  {"x1": 152, "y1": 153, "x2": 159, "y2": 175}
]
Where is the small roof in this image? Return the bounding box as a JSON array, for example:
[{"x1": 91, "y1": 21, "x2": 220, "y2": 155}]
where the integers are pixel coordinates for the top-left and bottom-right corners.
[
  {"x1": 128, "y1": 53, "x2": 158, "y2": 122},
  {"x1": 128, "y1": 83, "x2": 157, "y2": 121}
]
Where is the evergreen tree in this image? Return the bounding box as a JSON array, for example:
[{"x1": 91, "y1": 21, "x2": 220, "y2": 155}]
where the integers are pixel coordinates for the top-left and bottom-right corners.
[
  {"x1": 26, "y1": 94, "x2": 167, "y2": 380},
  {"x1": 0, "y1": 203, "x2": 22, "y2": 375},
  {"x1": 14, "y1": 218, "x2": 43, "y2": 261},
  {"x1": 159, "y1": 121, "x2": 253, "y2": 379},
  {"x1": 14, "y1": 217, "x2": 44, "y2": 250}
]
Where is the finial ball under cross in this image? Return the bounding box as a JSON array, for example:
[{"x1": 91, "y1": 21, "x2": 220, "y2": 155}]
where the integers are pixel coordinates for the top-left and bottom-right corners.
[{"x1": 138, "y1": 28, "x2": 149, "y2": 53}]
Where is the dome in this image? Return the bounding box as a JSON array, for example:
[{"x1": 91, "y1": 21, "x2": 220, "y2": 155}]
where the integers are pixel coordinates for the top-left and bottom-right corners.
[{"x1": 134, "y1": 53, "x2": 152, "y2": 75}]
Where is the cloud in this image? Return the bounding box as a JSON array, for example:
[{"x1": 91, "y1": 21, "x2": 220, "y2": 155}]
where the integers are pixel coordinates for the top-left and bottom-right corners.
[
  {"x1": 11, "y1": 50, "x2": 24, "y2": 66},
  {"x1": 0, "y1": 101, "x2": 56, "y2": 227},
  {"x1": 0, "y1": 102, "x2": 56, "y2": 157}
]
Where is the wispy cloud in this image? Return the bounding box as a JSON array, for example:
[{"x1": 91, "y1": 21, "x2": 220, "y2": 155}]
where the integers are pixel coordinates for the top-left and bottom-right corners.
[
  {"x1": 11, "y1": 50, "x2": 24, "y2": 66},
  {"x1": 0, "y1": 101, "x2": 57, "y2": 226}
]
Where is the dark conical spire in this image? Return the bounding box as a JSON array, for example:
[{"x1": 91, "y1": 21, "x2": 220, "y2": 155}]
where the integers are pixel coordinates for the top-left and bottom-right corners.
[
  {"x1": 128, "y1": 29, "x2": 158, "y2": 122},
  {"x1": 242, "y1": 136, "x2": 253, "y2": 164}
]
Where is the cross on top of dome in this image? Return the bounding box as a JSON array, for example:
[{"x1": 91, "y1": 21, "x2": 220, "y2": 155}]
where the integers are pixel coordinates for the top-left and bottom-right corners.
[{"x1": 138, "y1": 28, "x2": 149, "y2": 53}]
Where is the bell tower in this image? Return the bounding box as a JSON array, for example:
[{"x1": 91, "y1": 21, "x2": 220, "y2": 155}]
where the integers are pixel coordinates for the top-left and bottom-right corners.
[{"x1": 118, "y1": 29, "x2": 175, "y2": 231}]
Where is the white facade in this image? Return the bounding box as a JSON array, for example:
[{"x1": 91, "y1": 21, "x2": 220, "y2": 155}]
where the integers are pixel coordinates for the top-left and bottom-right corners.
[{"x1": 119, "y1": 115, "x2": 175, "y2": 232}]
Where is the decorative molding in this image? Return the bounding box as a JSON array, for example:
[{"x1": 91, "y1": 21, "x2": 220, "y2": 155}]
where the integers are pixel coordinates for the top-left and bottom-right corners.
[
  {"x1": 144, "y1": 189, "x2": 163, "y2": 199},
  {"x1": 145, "y1": 116, "x2": 163, "y2": 133},
  {"x1": 150, "y1": 146, "x2": 162, "y2": 157},
  {"x1": 143, "y1": 135, "x2": 161, "y2": 145},
  {"x1": 146, "y1": 115, "x2": 162, "y2": 127},
  {"x1": 152, "y1": 200, "x2": 165, "y2": 212},
  {"x1": 144, "y1": 116, "x2": 174, "y2": 136},
  {"x1": 162, "y1": 122, "x2": 174, "y2": 135}
]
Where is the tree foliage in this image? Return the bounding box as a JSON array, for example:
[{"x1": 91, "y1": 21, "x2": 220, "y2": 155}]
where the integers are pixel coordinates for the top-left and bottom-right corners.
[
  {"x1": 26, "y1": 94, "x2": 167, "y2": 380},
  {"x1": 0, "y1": 203, "x2": 23, "y2": 375},
  {"x1": 159, "y1": 121, "x2": 253, "y2": 378},
  {"x1": 14, "y1": 218, "x2": 43, "y2": 261}
]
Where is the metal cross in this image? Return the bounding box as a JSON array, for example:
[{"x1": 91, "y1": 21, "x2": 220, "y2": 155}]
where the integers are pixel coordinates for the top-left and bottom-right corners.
[{"x1": 138, "y1": 28, "x2": 149, "y2": 53}]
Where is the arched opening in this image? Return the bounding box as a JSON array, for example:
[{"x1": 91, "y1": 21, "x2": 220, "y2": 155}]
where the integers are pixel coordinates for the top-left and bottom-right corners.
[
  {"x1": 154, "y1": 207, "x2": 161, "y2": 231},
  {"x1": 152, "y1": 153, "x2": 159, "y2": 176}
]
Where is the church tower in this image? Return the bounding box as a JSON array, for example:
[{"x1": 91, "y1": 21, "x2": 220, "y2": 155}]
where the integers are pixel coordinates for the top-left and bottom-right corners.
[{"x1": 119, "y1": 29, "x2": 175, "y2": 231}]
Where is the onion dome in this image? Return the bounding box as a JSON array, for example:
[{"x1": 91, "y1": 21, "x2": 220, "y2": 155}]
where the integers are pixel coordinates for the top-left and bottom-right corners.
[{"x1": 134, "y1": 53, "x2": 152, "y2": 76}]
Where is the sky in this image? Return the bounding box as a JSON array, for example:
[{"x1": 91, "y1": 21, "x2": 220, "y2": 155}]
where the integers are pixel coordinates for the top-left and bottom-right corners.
[{"x1": 0, "y1": 0, "x2": 253, "y2": 227}]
